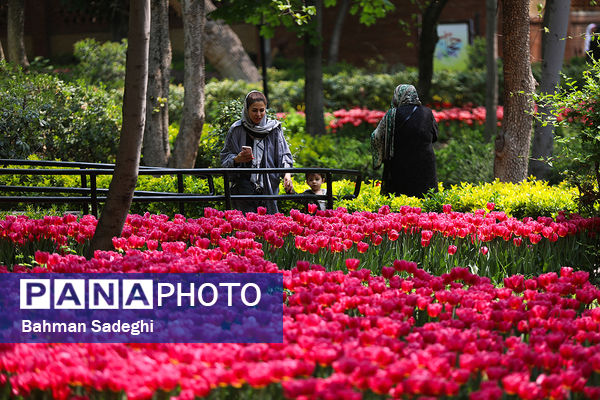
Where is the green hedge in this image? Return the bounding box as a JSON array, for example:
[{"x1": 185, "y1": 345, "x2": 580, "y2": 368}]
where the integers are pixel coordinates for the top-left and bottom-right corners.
[{"x1": 0, "y1": 62, "x2": 122, "y2": 162}]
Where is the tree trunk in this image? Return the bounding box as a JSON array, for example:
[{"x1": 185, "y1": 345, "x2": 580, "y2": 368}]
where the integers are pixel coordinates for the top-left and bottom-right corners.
[
  {"x1": 171, "y1": 0, "x2": 260, "y2": 82},
  {"x1": 304, "y1": 0, "x2": 326, "y2": 136},
  {"x1": 484, "y1": 0, "x2": 498, "y2": 143},
  {"x1": 529, "y1": 0, "x2": 571, "y2": 180},
  {"x1": 417, "y1": 0, "x2": 449, "y2": 104},
  {"x1": 7, "y1": 0, "x2": 29, "y2": 68},
  {"x1": 494, "y1": 0, "x2": 535, "y2": 183},
  {"x1": 327, "y1": 0, "x2": 350, "y2": 66},
  {"x1": 143, "y1": 0, "x2": 171, "y2": 167},
  {"x1": 89, "y1": 0, "x2": 150, "y2": 253},
  {"x1": 204, "y1": 0, "x2": 260, "y2": 82},
  {"x1": 0, "y1": 38, "x2": 5, "y2": 61},
  {"x1": 170, "y1": 0, "x2": 206, "y2": 169}
]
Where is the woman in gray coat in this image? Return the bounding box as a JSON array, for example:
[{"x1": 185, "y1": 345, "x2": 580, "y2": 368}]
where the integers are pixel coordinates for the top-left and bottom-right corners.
[{"x1": 220, "y1": 90, "x2": 294, "y2": 214}]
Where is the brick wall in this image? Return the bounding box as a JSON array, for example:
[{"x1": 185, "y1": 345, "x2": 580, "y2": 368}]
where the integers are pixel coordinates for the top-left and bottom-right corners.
[
  {"x1": 3, "y1": 0, "x2": 600, "y2": 67},
  {"x1": 269, "y1": 0, "x2": 487, "y2": 67}
]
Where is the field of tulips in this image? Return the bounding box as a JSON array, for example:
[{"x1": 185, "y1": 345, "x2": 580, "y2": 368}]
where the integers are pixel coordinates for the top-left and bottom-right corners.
[
  {"x1": 326, "y1": 105, "x2": 504, "y2": 133},
  {"x1": 1, "y1": 206, "x2": 600, "y2": 399}
]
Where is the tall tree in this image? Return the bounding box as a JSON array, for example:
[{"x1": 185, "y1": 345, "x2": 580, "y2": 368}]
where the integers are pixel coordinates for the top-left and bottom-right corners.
[
  {"x1": 204, "y1": 0, "x2": 260, "y2": 82},
  {"x1": 170, "y1": 0, "x2": 206, "y2": 168},
  {"x1": 172, "y1": 0, "x2": 261, "y2": 82},
  {"x1": 484, "y1": 0, "x2": 498, "y2": 143},
  {"x1": 494, "y1": 0, "x2": 535, "y2": 182},
  {"x1": 90, "y1": 0, "x2": 150, "y2": 252},
  {"x1": 416, "y1": 0, "x2": 449, "y2": 104},
  {"x1": 305, "y1": 0, "x2": 326, "y2": 136},
  {"x1": 7, "y1": 0, "x2": 28, "y2": 68},
  {"x1": 327, "y1": 0, "x2": 350, "y2": 66},
  {"x1": 0, "y1": 39, "x2": 5, "y2": 61},
  {"x1": 529, "y1": 0, "x2": 571, "y2": 180},
  {"x1": 143, "y1": 0, "x2": 172, "y2": 167}
]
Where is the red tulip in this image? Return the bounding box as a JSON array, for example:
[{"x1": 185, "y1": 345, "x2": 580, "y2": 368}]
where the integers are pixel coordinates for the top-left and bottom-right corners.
[
  {"x1": 345, "y1": 258, "x2": 360, "y2": 271},
  {"x1": 357, "y1": 241, "x2": 369, "y2": 253},
  {"x1": 381, "y1": 266, "x2": 395, "y2": 279}
]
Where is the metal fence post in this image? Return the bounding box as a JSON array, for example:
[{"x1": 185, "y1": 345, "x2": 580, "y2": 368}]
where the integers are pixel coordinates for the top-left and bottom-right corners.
[
  {"x1": 177, "y1": 173, "x2": 185, "y2": 215},
  {"x1": 353, "y1": 172, "x2": 362, "y2": 198},
  {"x1": 223, "y1": 171, "x2": 231, "y2": 210},
  {"x1": 90, "y1": 174, "x2": 98, "y2": 217},
  {"x1": 326, "y1": 171, "x2": 333, "y2": 210},
  {"x1": 80, "y1": 170, "x2": 89, "y2": 215}
]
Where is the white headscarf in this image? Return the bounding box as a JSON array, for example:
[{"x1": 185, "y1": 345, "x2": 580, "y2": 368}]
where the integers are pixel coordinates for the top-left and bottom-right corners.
[
  {"x1": 241, "y1": 90, "x2": 280, "y2": 138},
  {"x1": 585, "y1": 23, "x2": 597, "y2": 52}
]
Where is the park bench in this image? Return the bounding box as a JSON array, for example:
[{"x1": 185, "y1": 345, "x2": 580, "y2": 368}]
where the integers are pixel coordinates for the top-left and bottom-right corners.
[{"x1": 0, "y1": 159, "x2": 362, "y2": 216}]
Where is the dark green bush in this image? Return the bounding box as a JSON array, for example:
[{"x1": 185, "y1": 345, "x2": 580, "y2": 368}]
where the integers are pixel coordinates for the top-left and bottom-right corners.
[
  {"x1": 72, "y1": 38, "x2": 127, "y2": 89},
  {"x1": 434, "y1": 127, "x2": 494, "y2": 186},
  {"x1": 204, "y1": 80, "x2": 258, "y2": 121},
  {"x1": 0, "y1": 62, "x2": 122, "y2": 162}
]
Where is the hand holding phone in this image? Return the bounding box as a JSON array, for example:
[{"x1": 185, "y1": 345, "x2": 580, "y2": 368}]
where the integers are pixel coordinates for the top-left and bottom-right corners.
[{"x1": 236, "y1": 145, "x2": 253, "y2": 163}]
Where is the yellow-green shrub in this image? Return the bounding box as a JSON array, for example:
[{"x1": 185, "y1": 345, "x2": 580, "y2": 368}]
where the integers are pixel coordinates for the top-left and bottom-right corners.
[{"x1": 337, "y1": 178, "x2": 579, "y2": 218}]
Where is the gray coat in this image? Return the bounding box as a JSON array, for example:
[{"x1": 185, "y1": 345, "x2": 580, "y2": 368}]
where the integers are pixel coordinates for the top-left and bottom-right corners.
[{"x1": 220, "y1": 121, "x2": 293, "y2": 213}]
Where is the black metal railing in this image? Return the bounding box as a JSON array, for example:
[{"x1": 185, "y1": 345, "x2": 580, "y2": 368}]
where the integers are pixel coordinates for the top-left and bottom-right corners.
[{"x1": 0, "y1": 159, "x2": 362, "y2": 216}]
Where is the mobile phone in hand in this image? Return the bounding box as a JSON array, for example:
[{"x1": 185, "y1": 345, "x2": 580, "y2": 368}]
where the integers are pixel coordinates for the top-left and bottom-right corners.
[{"x1": 241, "y1": 145, "x2": 253, "y2": 159}]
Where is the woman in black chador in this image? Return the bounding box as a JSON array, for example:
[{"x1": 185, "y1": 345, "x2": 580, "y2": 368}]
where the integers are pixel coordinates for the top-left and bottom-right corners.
[{"x1": 371, "y1": 84, "x2": 438, "y2": 198}]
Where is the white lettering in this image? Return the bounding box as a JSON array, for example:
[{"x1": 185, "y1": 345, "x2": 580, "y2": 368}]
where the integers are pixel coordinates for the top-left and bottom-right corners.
[
  {"x1": 157, "y1": 283, "x2": 175, "y2": 306},
  {"x1": 21, "y1": 319, "x2": 86, "y2": 333},
  {"x1": 197, "y1": 283, "x2": 218, "y2": 306},
  {"x1": 241, "y1": 283, "x2": 261, "y2": 306},
  {"x1": 91, "y1": 320, "x2": 154, "y2": 335},
  {"x1": 177, "y1": 282, "x2": 195, "y2": 307},
  {"x1": 219, "y1": 282, "x2": 241, "y2": 306}
]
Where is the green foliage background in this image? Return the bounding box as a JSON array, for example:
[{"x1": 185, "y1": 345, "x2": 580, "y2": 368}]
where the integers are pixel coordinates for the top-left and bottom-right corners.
[{"x1": 0, "y1": 61, "x2": 121, "y2": 162}]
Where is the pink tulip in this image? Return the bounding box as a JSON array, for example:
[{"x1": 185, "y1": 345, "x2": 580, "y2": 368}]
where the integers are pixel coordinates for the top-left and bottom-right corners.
[{"x1": 345, "y1": 258, "x2": 360, "y2": 271}]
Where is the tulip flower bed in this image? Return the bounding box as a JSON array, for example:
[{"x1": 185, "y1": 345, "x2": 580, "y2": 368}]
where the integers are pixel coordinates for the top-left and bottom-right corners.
[
  {"x1": 2, "y1": 206, "x2": 598, "y2": 281},
  {"x1": 326, "y1": 105, "x2": 504, "y2": 133},
  {"x1": 1, "y1": 208, "x2": 600, "y2": 399}
]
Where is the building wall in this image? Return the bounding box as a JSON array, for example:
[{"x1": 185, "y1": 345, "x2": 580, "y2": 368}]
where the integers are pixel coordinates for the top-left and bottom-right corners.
[
  {"x1": 529, "y1": 7, "x2": 600, "y2": 62},
  {"x1": 266, "y1": 0, "x2": 487, "y2": 67},
  {"x1": 2, "y1": 0, "x2": 600, "y2": 67}
]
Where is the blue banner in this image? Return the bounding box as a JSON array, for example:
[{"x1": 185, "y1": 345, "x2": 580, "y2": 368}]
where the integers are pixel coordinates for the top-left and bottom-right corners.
[{"x1": 0, "y1": 273, "x2": 283, "y2": 343}]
